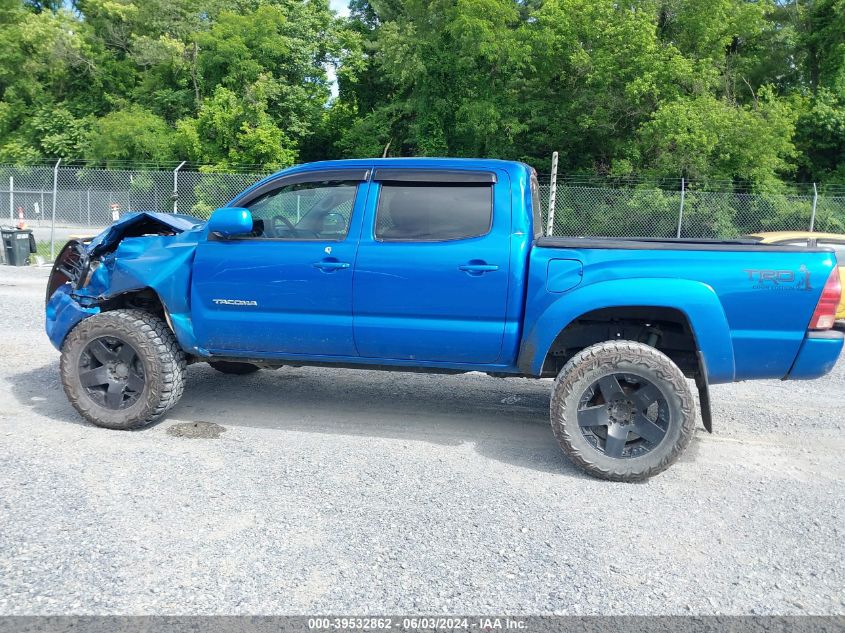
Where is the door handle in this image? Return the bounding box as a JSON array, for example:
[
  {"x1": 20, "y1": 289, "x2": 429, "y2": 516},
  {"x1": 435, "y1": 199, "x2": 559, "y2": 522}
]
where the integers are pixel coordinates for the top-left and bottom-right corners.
[
  {"x1": 313, "y1": 260, "x2": 350, "y2": 272},
  {"x1": 458, "y1": 263, "x2": 499, "y2": 274}
]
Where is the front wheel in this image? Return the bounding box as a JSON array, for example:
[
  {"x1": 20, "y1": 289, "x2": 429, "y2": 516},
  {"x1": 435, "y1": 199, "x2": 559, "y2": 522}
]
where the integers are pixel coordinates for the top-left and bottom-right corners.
[
  {"x1": 60, "y1": 309, "x2": 186, "y2": 430},
  {"x1": 550, "y1": 340, "x2": 696, "y2": 482}
]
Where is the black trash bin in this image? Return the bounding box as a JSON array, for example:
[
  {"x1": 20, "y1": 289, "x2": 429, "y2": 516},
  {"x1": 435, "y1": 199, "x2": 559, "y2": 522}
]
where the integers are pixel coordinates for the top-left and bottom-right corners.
[{"x1": 1, "y1": 227, "x2": 36, "y2": 266}]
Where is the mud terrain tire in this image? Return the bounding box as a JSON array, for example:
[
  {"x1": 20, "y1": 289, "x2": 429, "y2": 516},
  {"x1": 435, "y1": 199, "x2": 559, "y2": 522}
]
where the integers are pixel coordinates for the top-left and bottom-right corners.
[
  {"x1": 60, "y1": 309, "x2": 186, "y2": 430},
  {"x1": 550, "y1": 340, "x2": 696, "y2": 482}
]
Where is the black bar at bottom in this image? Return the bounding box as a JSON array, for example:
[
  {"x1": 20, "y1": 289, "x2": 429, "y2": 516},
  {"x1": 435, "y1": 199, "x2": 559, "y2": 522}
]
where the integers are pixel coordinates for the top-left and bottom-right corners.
[{"x1": 0, "y1": 616, "x2": 840, "y2": 633}]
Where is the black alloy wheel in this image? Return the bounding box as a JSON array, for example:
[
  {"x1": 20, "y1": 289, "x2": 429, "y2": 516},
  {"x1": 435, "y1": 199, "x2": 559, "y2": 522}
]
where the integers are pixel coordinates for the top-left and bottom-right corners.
[
  {"x1": 577, "y1": 372, "x2": 669, "y2": 459},
  {"x1": 549, "y1": 340, "x2": 696, "y2": 481},
  {"x1": 78, "y1": 336, "x2": 146, "y2": 410}
]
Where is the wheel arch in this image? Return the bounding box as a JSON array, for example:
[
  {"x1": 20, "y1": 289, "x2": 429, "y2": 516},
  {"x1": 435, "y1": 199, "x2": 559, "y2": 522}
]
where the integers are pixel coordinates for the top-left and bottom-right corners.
[
  {"x1": 518, "y1": 278, "x2": 736, "y2": 382},
  {"x1": 98, "y1": 286, "x2": 166, "y2": 317},
  {"x1": 87, "y1": 287, "x2": 199, "y2": 355}
]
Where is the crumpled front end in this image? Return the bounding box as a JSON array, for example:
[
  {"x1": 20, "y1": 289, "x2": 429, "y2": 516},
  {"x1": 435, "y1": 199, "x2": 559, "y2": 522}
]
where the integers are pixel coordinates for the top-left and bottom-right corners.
[
  {"x1": 45, "y1": 212, "x2": 205, "y2": 351},
  {"x1": 45, "y1": 284, "x2": 100, "y2": 349}
]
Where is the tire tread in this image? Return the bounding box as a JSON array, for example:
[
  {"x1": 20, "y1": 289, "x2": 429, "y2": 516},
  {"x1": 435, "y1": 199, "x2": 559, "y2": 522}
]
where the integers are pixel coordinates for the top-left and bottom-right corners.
[
  {"x1": 550, "y1": 340, "x2": 696, "y2": 482},
  {"x1": 60, "y1": 309, "x2": 186, "y2": 429}
]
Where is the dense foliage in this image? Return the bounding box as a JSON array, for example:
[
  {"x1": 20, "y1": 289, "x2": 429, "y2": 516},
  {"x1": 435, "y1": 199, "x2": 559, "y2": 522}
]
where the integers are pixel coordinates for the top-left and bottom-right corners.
[{"x1": 0, "y1": 0, "x2": 843, "y2": 187}]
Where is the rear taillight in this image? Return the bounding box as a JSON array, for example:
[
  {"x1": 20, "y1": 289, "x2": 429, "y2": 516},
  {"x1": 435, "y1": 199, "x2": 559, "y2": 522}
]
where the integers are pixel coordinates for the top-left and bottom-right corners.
[{"x1": 809, "y1": 268, "x2": 842, "y2": 330}]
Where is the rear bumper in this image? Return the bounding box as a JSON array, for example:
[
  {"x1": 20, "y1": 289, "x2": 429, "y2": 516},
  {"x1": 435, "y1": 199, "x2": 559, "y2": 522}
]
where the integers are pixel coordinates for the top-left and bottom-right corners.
[{"x1": 784, "y1": 330, "x2": 843, "y2": 380}]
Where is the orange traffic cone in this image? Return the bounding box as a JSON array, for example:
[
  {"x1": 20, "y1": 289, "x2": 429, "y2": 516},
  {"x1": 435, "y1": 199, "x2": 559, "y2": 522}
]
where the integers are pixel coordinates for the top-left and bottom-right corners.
[{"x1": 16, "y1": 207, "x2": 26, "y2": 229}]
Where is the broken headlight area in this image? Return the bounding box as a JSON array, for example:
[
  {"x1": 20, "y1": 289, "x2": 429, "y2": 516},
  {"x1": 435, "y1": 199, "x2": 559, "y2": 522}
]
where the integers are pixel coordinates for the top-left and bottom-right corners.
[
  {"x1": 46, "y1": 240, "x2": 89, "y2": 305},
  {"x1": 87, "y1": 212, "x2": 201, "y2": 258},
  {"x1": 46, "y1": 239, "x2": 108, "y2": 305},
  {"x1": 45, "y1": 212, "x2": 203, "y2": 306}
]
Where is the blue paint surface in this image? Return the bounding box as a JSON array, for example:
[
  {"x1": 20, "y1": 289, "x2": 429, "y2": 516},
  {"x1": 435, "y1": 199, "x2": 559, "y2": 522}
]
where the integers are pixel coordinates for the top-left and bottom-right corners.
[
  {"x1": 45, "y1": 284, "x2": 99, "y2": 349},
  {"x1": 786, "y1": 334, "x2": 844, "y2": 379},
  {"x1": 44, "y1": 158, "x2": 842, "y2": 385}
]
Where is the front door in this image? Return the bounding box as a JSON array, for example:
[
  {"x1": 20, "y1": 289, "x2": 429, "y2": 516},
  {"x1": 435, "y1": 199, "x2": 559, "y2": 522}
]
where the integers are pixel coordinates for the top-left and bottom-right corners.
[
  {"x1": 352, "y1": 169, "x2": 511, "y2": 364},
  {"x1": 191, "y1": 170, "x2": 369, "y2": 357}
]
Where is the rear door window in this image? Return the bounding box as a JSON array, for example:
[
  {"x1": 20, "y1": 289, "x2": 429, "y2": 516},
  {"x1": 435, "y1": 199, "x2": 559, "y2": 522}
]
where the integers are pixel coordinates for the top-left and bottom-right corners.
[{"x1": 375, "y1": 184, "x2": 492, "y2": 242}]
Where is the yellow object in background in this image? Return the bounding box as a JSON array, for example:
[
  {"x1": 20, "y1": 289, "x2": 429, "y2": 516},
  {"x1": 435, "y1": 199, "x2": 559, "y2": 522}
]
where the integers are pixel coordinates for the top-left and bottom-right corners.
[{"x1": 748, "y1": 231, "x2": 845, "y2": 321}]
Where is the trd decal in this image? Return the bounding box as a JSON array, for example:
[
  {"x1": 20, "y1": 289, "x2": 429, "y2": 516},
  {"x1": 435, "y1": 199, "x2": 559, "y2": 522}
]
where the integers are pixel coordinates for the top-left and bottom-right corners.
[{"x1": 744, "y1": 265, "x2": 812, "y2": 291}]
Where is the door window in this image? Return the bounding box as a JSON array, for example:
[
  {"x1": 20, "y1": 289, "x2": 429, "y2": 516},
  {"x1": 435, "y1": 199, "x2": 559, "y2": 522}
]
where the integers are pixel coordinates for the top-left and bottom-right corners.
[
  {"x1": 243, "y1": 180, "x2": 359, "y2": 240},
  {"x1": 375, "y1": 184, "x2": 492, "y2": 242}
]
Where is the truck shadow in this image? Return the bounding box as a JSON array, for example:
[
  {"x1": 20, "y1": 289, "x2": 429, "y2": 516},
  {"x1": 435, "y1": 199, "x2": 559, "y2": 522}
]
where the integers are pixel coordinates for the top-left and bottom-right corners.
[{"x1": 7, "y1": 362, "x2": 590, "y2": 477}]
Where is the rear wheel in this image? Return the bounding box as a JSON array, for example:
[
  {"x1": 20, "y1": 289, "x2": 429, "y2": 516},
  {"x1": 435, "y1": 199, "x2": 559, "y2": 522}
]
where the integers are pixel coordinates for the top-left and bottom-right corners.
[
  {"x1": 550, "y1": 340, "x2": 696, "y2": 481},
  {"x1": 60, "y1": 309, "x2": 186, "y2": 430},
  {"x1": 209, "y1": 361, "x2": 260, "y2": 375}
]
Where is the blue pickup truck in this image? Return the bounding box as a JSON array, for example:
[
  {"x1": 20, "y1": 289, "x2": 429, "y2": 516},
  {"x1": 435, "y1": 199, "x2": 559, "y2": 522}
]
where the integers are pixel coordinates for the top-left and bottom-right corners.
[{"x1": 45, "y1": 158, "x2": 843, "y2": 481}]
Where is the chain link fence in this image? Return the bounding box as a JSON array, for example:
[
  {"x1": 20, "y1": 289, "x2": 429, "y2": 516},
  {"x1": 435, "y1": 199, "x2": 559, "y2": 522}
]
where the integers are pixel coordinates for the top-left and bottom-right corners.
[
  {"x1": 1, "y1": 163, "x2": 844, "y2": 264},
  {"x1": 0, "y1": 164, "x2": 266, "y2": 263},
  {"x1": 538, "y1": 183, "x2": 845, "y2": 240}
]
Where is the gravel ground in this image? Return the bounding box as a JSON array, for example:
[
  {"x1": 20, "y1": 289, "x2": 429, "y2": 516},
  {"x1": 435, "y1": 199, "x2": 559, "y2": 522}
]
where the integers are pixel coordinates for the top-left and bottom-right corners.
[{"x1": 0, "y1": 265, "x2": 843, "y2": 615}]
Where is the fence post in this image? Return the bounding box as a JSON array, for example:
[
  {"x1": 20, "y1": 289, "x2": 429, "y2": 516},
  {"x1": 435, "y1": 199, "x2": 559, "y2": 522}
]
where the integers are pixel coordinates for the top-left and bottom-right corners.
[
  {"x1": 676, "y1": 177, "x2": 685, "y2": 238},
  {"x1": 86, "y1": 188, "x2": 91, "y2": 226},
  {"x1": 809, "y1": 182, "x2": 818, "y2": 232},
  {"x1": 50, "y1": 158, "x2": 61, "y2": 261},
  {"x1": 546, "y1": 151, "x2": 559, "y2": 236},
  {"x1": 173, "y1": 161, "x2": 186, "y2": 213},
  {"x1": 8, "y1": 175, "x2": 12, "y2": 223}
]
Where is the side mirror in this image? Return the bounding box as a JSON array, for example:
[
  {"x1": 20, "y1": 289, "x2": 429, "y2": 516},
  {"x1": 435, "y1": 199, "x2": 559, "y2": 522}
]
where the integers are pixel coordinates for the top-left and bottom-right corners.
[
  {"x1": 324, "y1": 211, "x2": 347, "y2": 231},
  {"x1": 208, "y1": 207, "x2": 253, "y2": 237}
]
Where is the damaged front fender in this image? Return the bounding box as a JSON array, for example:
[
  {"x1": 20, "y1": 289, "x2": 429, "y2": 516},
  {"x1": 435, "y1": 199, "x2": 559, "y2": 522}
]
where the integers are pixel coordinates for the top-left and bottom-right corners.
[
  {"x1": 45, "y1": 212, "x2": 206, "y2": 352},
  {"x1": 45, "y1": 284, "x2": 100, "y2": 349},
  {"x1": 86, "y1": 211, "x2": 201, "y2": 257}
]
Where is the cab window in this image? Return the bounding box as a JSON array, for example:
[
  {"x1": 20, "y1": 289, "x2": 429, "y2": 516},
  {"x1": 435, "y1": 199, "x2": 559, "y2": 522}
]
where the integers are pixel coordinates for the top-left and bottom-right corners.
[
  {"x1": 375, "y1": 184, "x2": 493, "y2": 242},
  {"x1": 243, "y1": 180, "x2": 359, "y2": 240}
]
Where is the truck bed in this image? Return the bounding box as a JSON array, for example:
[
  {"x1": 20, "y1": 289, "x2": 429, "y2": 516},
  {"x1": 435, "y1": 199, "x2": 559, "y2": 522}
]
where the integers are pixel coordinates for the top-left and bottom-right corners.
[
  {"x1": 523, "y1": 236, "x2": 840, "y2": 382},
  {"x1": 535, "y1": 236, "x2": 834, "y2": 253}
]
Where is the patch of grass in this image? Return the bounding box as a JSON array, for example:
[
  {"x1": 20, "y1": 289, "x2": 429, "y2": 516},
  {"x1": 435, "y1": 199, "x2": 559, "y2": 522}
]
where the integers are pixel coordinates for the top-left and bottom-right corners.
[{"x1": 34, "y1": 241, "x2": 53, "y2": 261}]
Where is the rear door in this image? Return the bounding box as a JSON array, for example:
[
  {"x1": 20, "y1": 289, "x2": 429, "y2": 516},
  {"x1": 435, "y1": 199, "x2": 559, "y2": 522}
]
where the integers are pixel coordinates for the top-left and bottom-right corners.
[
  {"x1": 352, "y1": 168, "x2": 511, "y2": 364},
  {"x1": 191, "y1": 169, "x2": 370, "y2": 356}
]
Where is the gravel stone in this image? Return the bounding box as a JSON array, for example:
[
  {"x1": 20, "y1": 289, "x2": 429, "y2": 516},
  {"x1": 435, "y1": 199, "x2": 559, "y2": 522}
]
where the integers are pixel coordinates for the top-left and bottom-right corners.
[
  {"x1": 166, "y1": 421, "x2": 227, "y2": 439},
  {"x1": 0, "y1": 265, "x2": 843, "y2": 615}
]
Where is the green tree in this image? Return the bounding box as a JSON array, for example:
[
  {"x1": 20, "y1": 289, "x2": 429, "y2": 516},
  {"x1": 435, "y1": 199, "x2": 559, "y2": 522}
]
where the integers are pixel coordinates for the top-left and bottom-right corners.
[
  {"x1": 0, "y1": 0, "x2": 842, "y2": 187},
  {"x1": 175, "y1": 81, "x2": 296, "y2": 169},
  {"x1": 0, "y1": 1, "x2": 100, "y2": 160},
  {"x1": 520, "y1": 0, "x2": 694, "y2": 172},
  {"x1": 340, "y1": 0, "x2": 531, "y2": 157},
  {"x1": 194, "y1": 1, "x2": 340, "y2": 147},
  {"x1": 636, "y1": 90, "x2": 799, "y2": 186},
  {"x1": 89, "y1": 106, "x2": 175, "y2": 164},
  {"x1": 795, "y1": 89, "x2": 845, "y2": 182}
]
